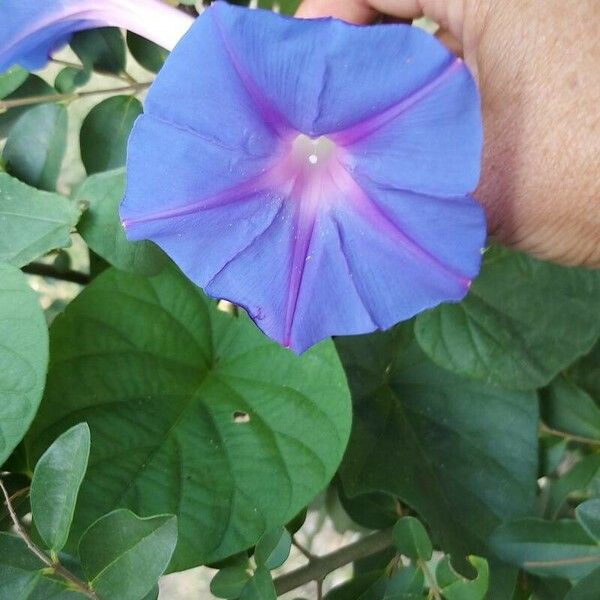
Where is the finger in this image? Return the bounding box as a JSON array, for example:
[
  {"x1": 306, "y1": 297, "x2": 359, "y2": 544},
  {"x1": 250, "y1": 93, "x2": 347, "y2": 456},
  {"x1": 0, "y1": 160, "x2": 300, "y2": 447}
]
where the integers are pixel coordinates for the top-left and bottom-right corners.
[
  {"x1": 436, "y1": 28, "x2": 463, "y2": 56},
  {"x1": 296, "y1": 0, "x2": 425, "y2": 24}
]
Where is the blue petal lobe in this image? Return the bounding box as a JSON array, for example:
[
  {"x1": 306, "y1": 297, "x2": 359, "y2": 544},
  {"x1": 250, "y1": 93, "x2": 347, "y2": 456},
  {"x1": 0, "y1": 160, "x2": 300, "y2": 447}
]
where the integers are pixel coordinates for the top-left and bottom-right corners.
[{"x1": 208, "y1": 2, "x2": 460, "y2": 137}]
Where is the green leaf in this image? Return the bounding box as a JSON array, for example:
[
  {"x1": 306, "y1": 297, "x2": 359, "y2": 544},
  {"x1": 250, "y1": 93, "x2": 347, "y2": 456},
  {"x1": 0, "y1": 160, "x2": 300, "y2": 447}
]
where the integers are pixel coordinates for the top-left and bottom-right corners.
[
  {"x1": 0, "y1": 532, "x2": 44, "y2": 598},
  {"x1": 27, "y1": 265, "x2": 352, "y2": 570},
  {"x1": 2, "y1": 104, "x2": 67, "y2": 191},
  {"x1": 565, "y1": 566, "x2": 600, "y2": 599},
  {"x1": 0, "y1": 263, "x2": 48, "y2": 466},
  {"x1": 239, "y1": 567, "x2": 276, "y2": 600},
  {"x1": 211, "y1": 566, "x2": 252, "y2": 599},
  {"x1": 0, "y1": 538, "x2": 85, "y2": 599},
  {"x1": 338, "y1": 488, "x2": 398, "y2": 530},
  {"x1": 544, "y1": 455, "x2": 600, "y2": 519},
  {"x1": 415, "y1": 246, "x2": 600, "y2": 390},
  {"x1": 0, "y1": 75, "x2": 57, "y2": 138},
  {"x1": 75, "y1": 169, "x2": 167, "y2": 275},
  {"x1": 568, "y1": 342, "x2": 600, "y2": 401},
  {"x1": 0, "y1": 173, "x2": 81, "y2": 267},
  {"x1": 79, "y1": 96, "x2": 142, "y2": 174},
  {"x1": 0, "y1": 67, "x2": 28, "y2": 99},
  {"x1": 436, "y1": 555, "x2": 489, "y2": 600},
  {"x1": 490, "y1": 518, "x2": 600, "y2": 580},
  {"x1": 126, "y1": 33, "x2": 168, "y2": 73},
  {"x1": 254, "y1": 527, "x2": 292, "y2": 570},
  {"x1": 324, "y1": 572, "x2": 383, "y2": 600},
  {"x1": 576, "y1": 499, "x2": 600, "y2": 543},
  {"x1": 325, "y1": 568, "x2": 424, "y2": 600},
  {"x1": 539, "y1": 437, "x2": 568, "y2": 477},
  {"x1": 392, "y1": 517, "x2": 432, "y2": 561},
  {"x1": 78, "y1": 509, "x2": 177, "y2": 600},
  {"x1": 30, "y1": 423, "x2": 91, "y2": 553},
  {"x1": 336, "y1": 325, "x2": 538, "y2": 561},
  {"x1": 542, "y1": 377, "x2": 600, "y2": 441},
  {"x1": 484, "y1": 561, "x2": 518, "y2": 600},
  {"x1": 54, "y1": 67, "x2": 90, "y2": 94},
  {"x1": 70, "y1": 28, "x2": 125, "y2": 74}
]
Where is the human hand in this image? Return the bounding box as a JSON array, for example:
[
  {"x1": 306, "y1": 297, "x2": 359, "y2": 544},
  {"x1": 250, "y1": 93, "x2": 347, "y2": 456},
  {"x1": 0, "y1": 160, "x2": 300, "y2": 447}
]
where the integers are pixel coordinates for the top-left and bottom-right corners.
[{"x1": 297, "y1": 0, "x2": 600, "y2": 267}]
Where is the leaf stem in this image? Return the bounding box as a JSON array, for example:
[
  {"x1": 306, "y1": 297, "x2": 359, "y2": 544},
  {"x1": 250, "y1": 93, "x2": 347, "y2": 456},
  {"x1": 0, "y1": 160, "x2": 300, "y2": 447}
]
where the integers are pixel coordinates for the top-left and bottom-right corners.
[
  {"x1": 0, "y1": 479, "x2": 99, "y2": 599},
  {"x1": 540, "y1": 423, "x2": 600, "y2": 447},
  {"x1": 22, "y1": 263, "x2": 91, "y2": 285},
  {"x1": 0, "y1": 82, "x2": 151, "y2": 111},
  {"x1": 292, "y1": 537, "x2": 315, "y2": 560},
  {"x1": 273, "y1": 528, "x2": 393, "y2": 595},
  {"x1": 417, "y1": 558, "x2": 442, "y2": 600}
]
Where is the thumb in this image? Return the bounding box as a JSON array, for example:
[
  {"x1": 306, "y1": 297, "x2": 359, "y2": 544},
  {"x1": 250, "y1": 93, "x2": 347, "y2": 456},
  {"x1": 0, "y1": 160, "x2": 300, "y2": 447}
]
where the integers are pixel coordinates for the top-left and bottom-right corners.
[{"x1": 295, "y1": 0, "x2": 426, "y2": 24}]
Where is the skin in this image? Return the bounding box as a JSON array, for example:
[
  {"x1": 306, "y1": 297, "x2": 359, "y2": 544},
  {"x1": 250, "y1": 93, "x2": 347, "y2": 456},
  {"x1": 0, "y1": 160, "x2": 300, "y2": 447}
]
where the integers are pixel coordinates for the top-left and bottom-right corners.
[{"x1": 296, "y1": 0, "x2": 600, "y2": 267}]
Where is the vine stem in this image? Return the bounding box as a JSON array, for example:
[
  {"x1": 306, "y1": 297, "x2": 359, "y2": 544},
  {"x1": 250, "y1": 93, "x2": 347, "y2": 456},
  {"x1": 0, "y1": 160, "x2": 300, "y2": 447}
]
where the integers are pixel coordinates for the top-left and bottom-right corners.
[
  {"x1": 0, "y1": 479, "x2": 99, "y2": 599},
  {"x1": 0, "y1": 82, "x2": 151, "y2": 111},
  {"x1": 22, "y1": 263, "x2": 91, "y2": 285},
  {"x1": 418, "y1": 558, "x2": 442, "y2": 600},
  {"x1": 540, "y1": 423, "x2": 600, "y2": 447},
  {"x1": 273, "y1": 528, "x2": 393, "y2": 595}
]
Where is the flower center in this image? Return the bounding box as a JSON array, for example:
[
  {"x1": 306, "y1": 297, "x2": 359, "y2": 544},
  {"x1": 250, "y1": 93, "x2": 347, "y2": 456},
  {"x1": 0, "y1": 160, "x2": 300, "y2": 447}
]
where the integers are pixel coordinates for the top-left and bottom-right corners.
[{"x1": 291, "y1": 134, "x2": 336, "y2": 168}]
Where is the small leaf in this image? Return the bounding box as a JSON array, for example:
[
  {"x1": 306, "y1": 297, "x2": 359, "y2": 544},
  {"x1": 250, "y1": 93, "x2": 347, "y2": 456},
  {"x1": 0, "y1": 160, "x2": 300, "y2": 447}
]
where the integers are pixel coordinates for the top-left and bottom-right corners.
[
  {"x1": 0, "y1": 532, "x2": 44, "y2": 597},
  {"x1": 75, "y1": 169, "x2": 167, "y2": 275},
  {"x1": 392, "y1": 517, "x2": 432, "y2": 561},
  {"x1": 30, "y1": 423, "x2": 91, "y2": 553},
  {"x1": 127, "y1": 33, "x2": 168, "y2": 73},
  {"x1": 490, "y1": 518, "x2": 600, "y2": 580},
  {"x1": 80, "y1": 96, "x2": 142, "y2": 174},
  {"x1": 576, "y1": 499, "x2": 600, "y2": 543},
  {"x1": 565, "y1": 566, "x2": 600, "y2": 599},
  {"x1": 338, "y1": 488, "x2": 398, "y2": 530},
  {"x1": 79, "y1": 509, "x2": 177, "y2": 600},
  {"x1": 541, "y1": 376, "x2": 600, "y2": 441},
  {"x1": 544, "y1": 455, "x2": 600, "y2": 519},
  {"x1": 211, "y1": 566, "x2": 252, "y2": 599},
  {"x1": 3, "y1": 104, "x2": 67, "y2": 190},
  {"x1": 239, "y1": 567, "x2": 276, "y2": 600},
  {"x1": 568, "y1": 341, "x2": 600, "y2": 401},
  {"x1": 70, "y1": 28, "x2": 125, "y2": 74},
  {"x1": 54, "y1": 67, "x2": 90, "y2": 94},
  {"x1": 0, "y1": 67, "x2": 28, "y2": 99},
  {"x1": 0, "y1": 75, "x2": 57, "y2": 138},
  {"x1": 0, "y1": 172, "x2": 81, "y2": 267},
  {"x1": 415, "y1": 245, "x2": 600, "y2": 390},
  {"x1": 0, "y1": 264, "x2": 48, "y2": 466},
  {"x1": 326, "y1": 567, "x2": 423, "y2": 600},
  {"x1": 254, "y1": 527, "x2": 292, "y2": 570},
  {"x1": 436, "y1": 555, "x2": 489, "y2": 600}
]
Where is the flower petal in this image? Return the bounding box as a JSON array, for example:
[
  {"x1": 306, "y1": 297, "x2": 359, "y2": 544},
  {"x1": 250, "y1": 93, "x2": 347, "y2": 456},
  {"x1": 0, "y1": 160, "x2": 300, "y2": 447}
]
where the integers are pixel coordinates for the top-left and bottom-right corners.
[
  {"x1": 333, "y1": 59, "x2": 482, "y2": 196},
  {"x1": 207, "y1": 2, "x2": 460, "y2": 137},
  {"x1": 0, "y1": 0, "x2": 192, "y2": 72},
  {"x1": 121, "y1": 115, "x2": 281, "y2": 287}
]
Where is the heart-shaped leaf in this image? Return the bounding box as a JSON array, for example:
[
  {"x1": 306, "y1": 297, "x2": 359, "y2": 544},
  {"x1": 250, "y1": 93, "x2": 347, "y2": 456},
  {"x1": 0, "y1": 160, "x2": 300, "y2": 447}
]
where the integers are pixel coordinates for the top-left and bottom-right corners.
[
  {"x1": 28, "y1": 265, "x2": 351, "y2": 570},
  {"x1": 337, "y1": 324, "x2": 538, "y2": 561},
  {"x1": 415, "y1": 246, "x2": 600, "y2": 390}
]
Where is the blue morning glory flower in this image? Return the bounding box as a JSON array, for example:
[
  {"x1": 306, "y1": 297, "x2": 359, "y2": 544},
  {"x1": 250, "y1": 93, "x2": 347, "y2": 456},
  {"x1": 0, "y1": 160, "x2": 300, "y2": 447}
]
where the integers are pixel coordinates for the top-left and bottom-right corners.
[
  {"x1": 0, "y1": 0, "x2": 193, "y2": 72},
  {"x1": 122, "y1": 2, "x2": 485, "y2": 353}
]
